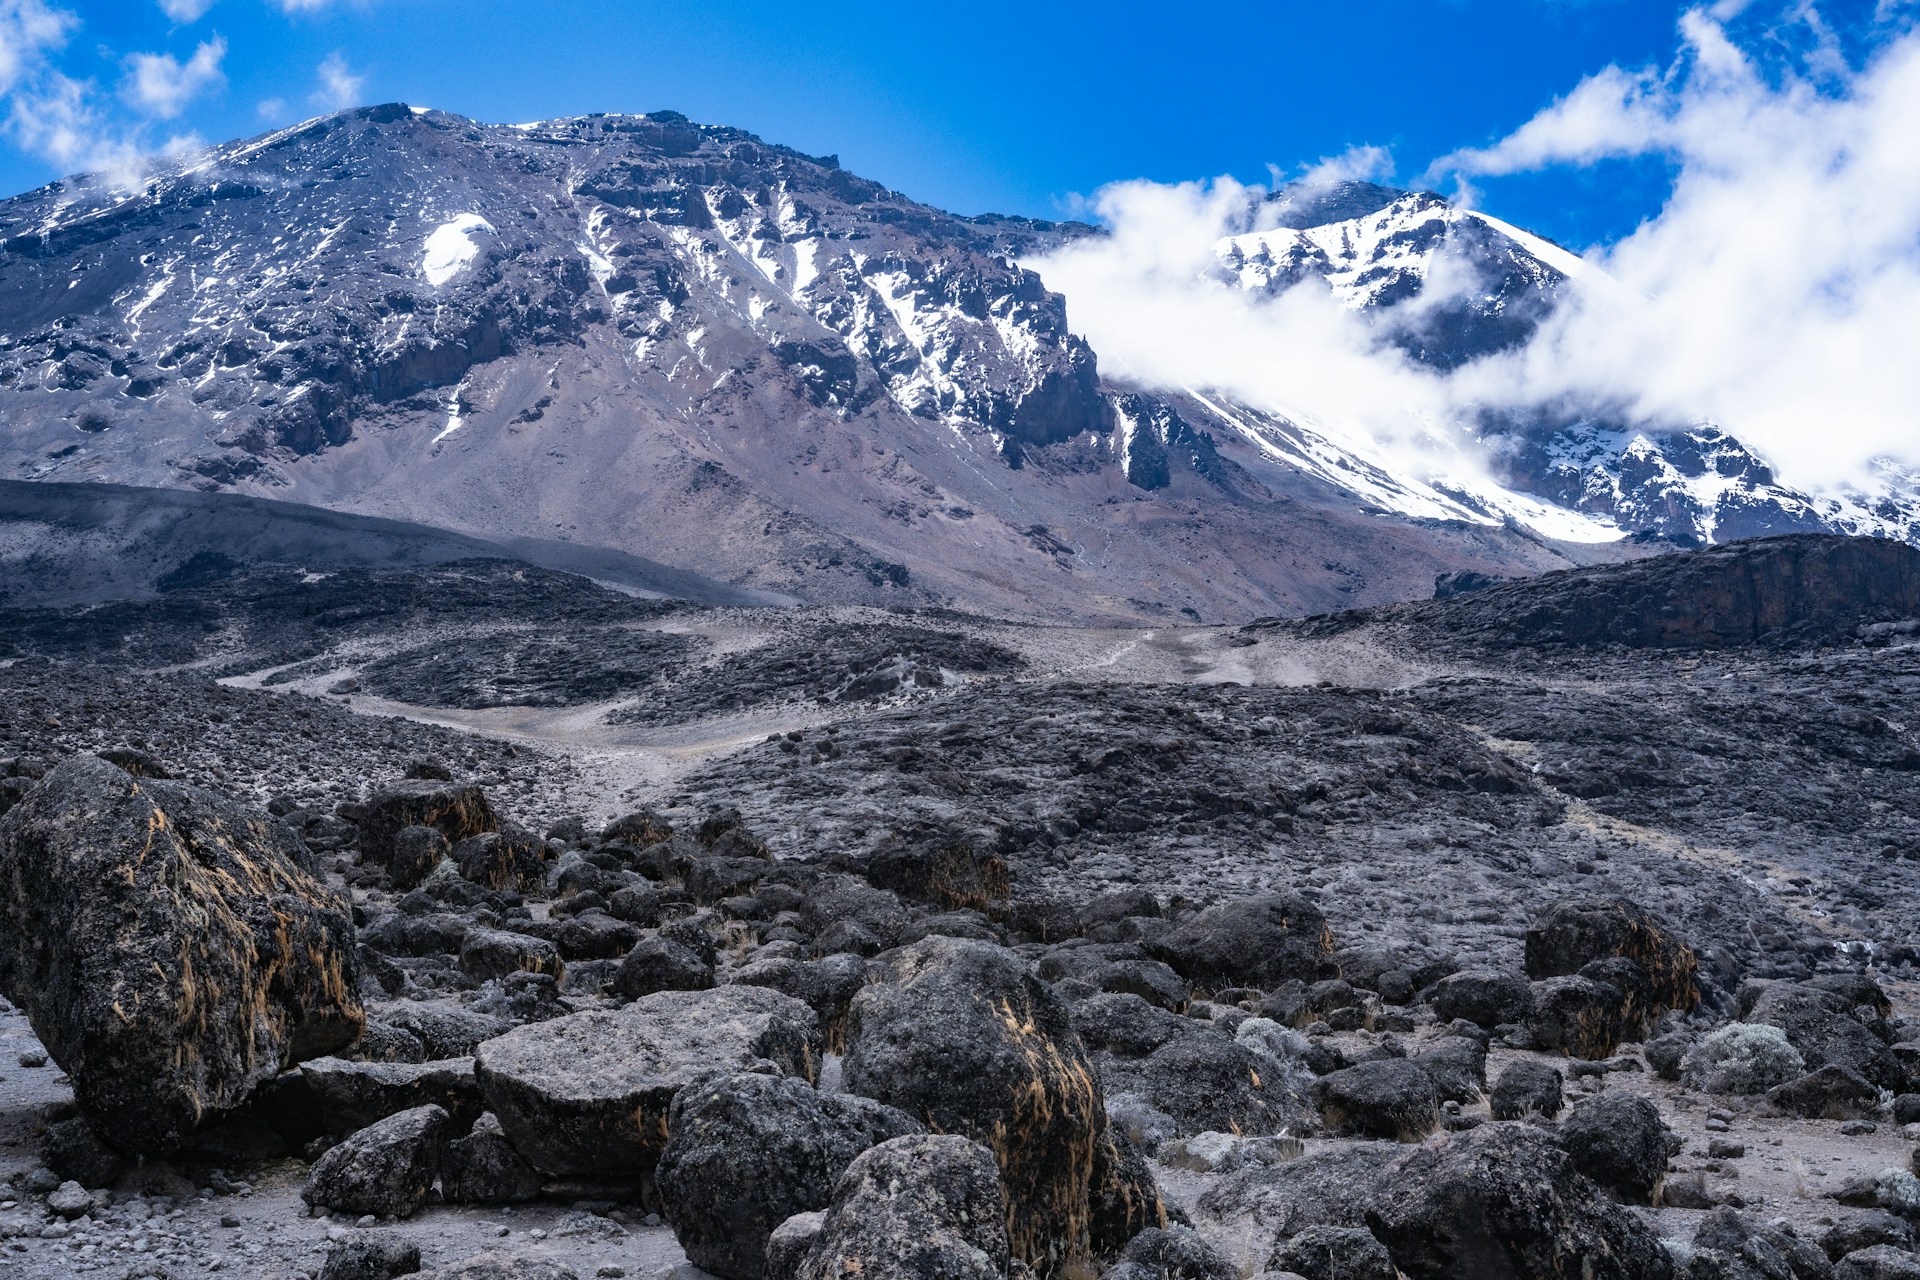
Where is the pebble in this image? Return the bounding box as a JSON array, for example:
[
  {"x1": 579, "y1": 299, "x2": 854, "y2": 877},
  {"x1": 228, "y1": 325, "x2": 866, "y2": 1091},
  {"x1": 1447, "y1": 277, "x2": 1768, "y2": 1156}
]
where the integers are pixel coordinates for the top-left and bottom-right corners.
[
  {"x1": 597, "y1": 1269, "x2": 627, "y2": 1279},
  {"x1": 1705, "y1": 1117, "x2": 1731, "y2": 1132},
  {"x1": 220, "y1": 1215, "x2": 240, "y2": 1228},
  {"x1": 1840, "y1": 1120, "x2": 1878, "y2": 1136},
  {"x1": 1709, "y1": 1139, "x2": 1747, "y2": 1159},
  {"x1": 17, "y1": 1049, "x2": 46, "y2": 1068}
]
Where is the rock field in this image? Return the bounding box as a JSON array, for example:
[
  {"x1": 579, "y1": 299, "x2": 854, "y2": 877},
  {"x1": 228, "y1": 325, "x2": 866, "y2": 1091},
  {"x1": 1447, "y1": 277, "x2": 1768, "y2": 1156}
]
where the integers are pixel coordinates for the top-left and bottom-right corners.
[{"x1": 3, "y1": 533, "x2": 1920, "y2": 1280}]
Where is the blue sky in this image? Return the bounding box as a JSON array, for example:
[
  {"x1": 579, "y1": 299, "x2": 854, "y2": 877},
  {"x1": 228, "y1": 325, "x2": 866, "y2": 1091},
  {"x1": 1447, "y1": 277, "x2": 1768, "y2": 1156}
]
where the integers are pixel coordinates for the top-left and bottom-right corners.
[{"x1": 0, "y1": 0, "x2": 1907, "y2": 248}]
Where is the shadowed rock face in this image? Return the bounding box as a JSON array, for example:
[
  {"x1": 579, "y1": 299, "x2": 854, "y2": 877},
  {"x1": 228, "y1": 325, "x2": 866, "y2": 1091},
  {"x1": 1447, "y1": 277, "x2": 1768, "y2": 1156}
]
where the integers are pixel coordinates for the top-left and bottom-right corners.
[{"x1": 0, "y1": 754, "x2": 363, "y2": 1153}]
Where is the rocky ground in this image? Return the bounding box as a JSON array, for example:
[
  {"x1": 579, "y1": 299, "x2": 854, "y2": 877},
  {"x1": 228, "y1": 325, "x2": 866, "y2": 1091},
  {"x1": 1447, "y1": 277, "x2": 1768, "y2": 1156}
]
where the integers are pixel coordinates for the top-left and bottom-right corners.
[{"x1": 2, "y1": 534, "x2": 1920, "y2": 1279}]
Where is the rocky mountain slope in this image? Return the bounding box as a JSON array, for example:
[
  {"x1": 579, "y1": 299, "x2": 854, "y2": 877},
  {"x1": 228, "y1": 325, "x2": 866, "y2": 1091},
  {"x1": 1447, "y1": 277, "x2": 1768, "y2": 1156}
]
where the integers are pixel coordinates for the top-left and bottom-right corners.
[{"x1": 2, "y1": 105, "x2": 1906, "y2": 621}]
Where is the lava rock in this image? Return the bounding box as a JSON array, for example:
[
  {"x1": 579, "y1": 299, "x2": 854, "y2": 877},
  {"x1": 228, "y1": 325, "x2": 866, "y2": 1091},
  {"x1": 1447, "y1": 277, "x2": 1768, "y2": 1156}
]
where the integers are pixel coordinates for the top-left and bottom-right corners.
[
  {"x1": 611, "y1": 935, "x2": 714, "y2": 999},
  {"x1": 358, "y1": 780, "x2": 498, "y2": 867},
  {"x1": 1366, "y1": 1122, "x2": 1676, "y2": 1279},
  {"x1": 1688, "y1": 1208, "x2": 1830, "y2": 1280},
  {"x1": 1768, "y1": 1064, "x2": 1882, "y2": 1119},
  {"x1": 459, "y1": 927, "x2": 564, "y2": 985},
  {"x1": 0, "y1": 755, "x2": 363, "y2": 1153},
  {"x1": 474, "y1": 985, "x2": 821, "y2": 1177},
  {"x1": 1557, "y1": 1092, "x2": 1673, "y2": 1204},
  {"x1": 654, "y1": 1071, "x2": 924, "y2": 1280},
  {"x1": 1271, "y1": 1225, "x2": 1397, "y2": 1280},
  {"x1": 301, "y1": 1055, "x2": 482, "y2": 1138},
  {"x1": 1411, "y1": 1037, "x2": 1487, "y2": 1106},
  {"x1": 1749, "y1": 984, "x2": 1891, "y2": 1081},
  {"x1": 791, "y1": 1134, "x2": 1011, "y2": 1280},
  {"x1": 40, "y1": 1115, "x2": 125, "y2": 1188},
  {"x1": 301, "y1": 1104, "x2": 449, "y2": 1219},
  {"x1": 441, "y1": 1112, "x2": 544, "y2": 1205},
  {"x1": 1146, "y1": 894, "x2": 1336, "y2": 992},
  {"x1": 1088, "y1": 1123, "x2": 1170, "y2": 1256},
  {"x1": 1524, "y1": 896, "x2": 1699, "y2": 1015},
  {"x1": 454, "y1": 828, "x2": 551, "y2": 895},
  {"x1": 1836, "y1": 1247, "x2": 1920, "y2": 1280},
  {"x1": 319, "y1": 1235, "x2": 424, "y2": 1280},
  {"x1": 388, "y1": 825, "x2": 451, "y2": 892},
  {"x1": 1488, "y1": 1060, "x2": 1564, "y2": 1121},
  {"x1": 841, "y1": 935, "x2": 1105, "y2": 1272},
  {"x1": 728, "y1": 952, "x2": 868, "y2": 1048},
  {"x1": 1314, "y1": 1060, "x2": 1440, "y2": 1142},
  {"x1": 766, "y1": 1211, "x2": 825, "y2": 1280},
  {"x1": 1102, "y1": 1029, "x2": 1313, "y2": 1138},
  {"x1": 1107, "y1": 1225, "x2": 1237, "y2": 1280},
  {"x1": 1528, "y1": 975, "x2": 1626, "y2": 1060},
  {"x1": 1426, "y1": 971, "x2": 1537, "y2": 1030}
]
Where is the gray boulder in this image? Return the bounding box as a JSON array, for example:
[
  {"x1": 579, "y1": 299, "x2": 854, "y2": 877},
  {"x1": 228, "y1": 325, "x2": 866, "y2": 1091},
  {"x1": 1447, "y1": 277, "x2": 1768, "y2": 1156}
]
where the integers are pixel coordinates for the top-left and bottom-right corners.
[
  {"x1": 655, "y1": 1071, "x2": 923, "y2": 1279},
  {"x1": 302, "y1": 1104, "x2": 449, "y2": 1219},
  {"x1": 792, "y1": 1134, "x2": 1011, "y2": 1280},
  {"x1": 474, "y1": 985, "x2": 820, "y2": 1177},
  {"x1": 0, "y1": 756, "x2": 363, "y2": 1153}
]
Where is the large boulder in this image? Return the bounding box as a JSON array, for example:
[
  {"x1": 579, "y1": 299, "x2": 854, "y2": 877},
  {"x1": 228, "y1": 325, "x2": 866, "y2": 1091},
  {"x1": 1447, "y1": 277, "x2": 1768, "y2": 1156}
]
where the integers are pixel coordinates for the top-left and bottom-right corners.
[
  {"x1": 1747, "y1": 984, "x2": 1890, "y2": 1081},
  {"x1": 791, "y1": 1134, "x2": 1011, "y2": 1280},
  {"x1": 842, "y1": 935, "x2": 1106, "y2": 1274},
  {"x1": 301, "y1": 1104, "x2": 449, "y2": 1219},
  {"x1": 1557, "y1": 1092, "x2": 1674, "y2": 1204},
  {"x1": 1271, "y1": 1225, "x2": 1397, "y2": 1280},
  {"x1": 1366, "y1": 1122, "x2": 1676, "y2": 1280},
  {"x1": 1099, "y1": 1029, "x2": 1313, "y2": 1138},
  {"x1": 1524, "y1": 896, "x2": 1699, "y2": 1015},
  {"x1": 1314, "y1": 1060, "x2": 1440, "y2": 1142},
  {"x1": 655, "y1": 1071, "x2": 924, "y2": 1280},
  {"x1": 1107, "y1": 1226, "x2": 1237, "y2": 1280},
  {"x1": 357, "y1": 780, "x2": 498, "y2": 866},
  {"x1": 1528, "y1": 976, "x2": 1626, "y2": 1060},
  {"x1": 474, "y1": 985, "x2": 820, "y2": 1177},
  {"x1": 1427, "y1": 971, "x2": 1536, "y2": 1030},
  {"x1": 0, "y1": 756, "x2": 363, "y2": 1153},
  {"x1": 1489, "y1": 1060, "x2": 1564, "y2": 1121},
  {"x1": 1193, "y1": 1145, "x2": 1402, "y2": 1266},
  {"x1": 1145, "y1": 894, "x2": 1335, "y2": 993},
  {"x1": 301, "y1": 1055, "x2": 483, "y2": 1138}
]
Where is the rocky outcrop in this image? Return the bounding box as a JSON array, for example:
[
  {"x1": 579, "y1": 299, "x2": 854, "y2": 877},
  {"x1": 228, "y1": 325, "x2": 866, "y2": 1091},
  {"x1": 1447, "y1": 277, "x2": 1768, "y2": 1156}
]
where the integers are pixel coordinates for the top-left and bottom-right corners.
[{"x1": 0, "y1": 755, "x2": 363, "y2": 1153}]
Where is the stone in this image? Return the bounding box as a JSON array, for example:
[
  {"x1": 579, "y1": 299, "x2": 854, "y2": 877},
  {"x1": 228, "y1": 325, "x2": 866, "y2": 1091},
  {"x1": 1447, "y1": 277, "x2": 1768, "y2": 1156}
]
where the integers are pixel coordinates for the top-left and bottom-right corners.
[
  {"x1": 1749, "y1": 984, "x2": 1891, "y2": 1082},
  {"x1": 460, "y1": 928, "x2": 564, "y2": 985},
  {"x1": 40, "y1": 1116, "x2": 125, "y2": 1188},
  {"x1": 442, "y1": 1112, "x2": 544, "y2": 1204},
  {"x1": 46, "y1": 1180, "x2": 91, "y2": 1218},
  {"x1": 655, "y1": 1071, "x2": 924, "y2": 1280},
  {"x1": 1768, "y1": 1064, "x2": 1882, "y2": 1119},
  {"x1": 301, "y1": 1104, "x2": 449, "y2": 1219},
  {"x1": 1488, "y1": 1060, "x2": 1564, "y2": 1121},
  {"x1": 765, "y1": 1211, "x2": 825, "y2": 1280},
  {"x1": 1194, "y1": 1146, "x2": 1401, "y2": 1266},
  {"x1": 379, "y1": 1003, "x2": 511, "y2": 1059},
  {"x1": 0, "y1": 755, "x2": 363, "y2": 1153},
  {"x1": 1314, "y1": 1060, "x2": 1440, "y2": 1142},
  {"x1": 1524, "y1": 896, "x2": 1699, "y2": 1015},
  {"x1": 358, "y1": 780, "x2": 498, "y2": 867},
  {"x1": 1271, "y1": 1225, "x2": 1396, "y2": 1280},
  {"x1": 1088, "y1": 1122, "x2": 1170, "y2": 1256},
  {"x1": 1411, "y1": 1037, "x2": 1487, "y2": 1106},
  {"x1": 1426, "y1": 971, "x2": 1537, "y2": 1030},
  {"x1": 792, "y1": 1135, "x2": 1011, "y2": 1280},
  {"x1": 1837, "y1": 1247, "x2": 1920, "y2": 1280},
  {"x1": 1101, "y1": 1030, "x2": 1314, "y2": 1138},
  {"x1": 319, "y1": 1235, "x2": 425, "y2": 1280},
  {"x1": 611, "y1": 935, "x2": 714, "y2": 999},
  {"x1": 728, "y1": 953, "x2": 868, "y2": 1049},
  {"x1": 1108, "y1": 1226, "x2": 1236, "y2": 1280},
  {"x1": 1528, "y1": 976, "x2": 1626, "y2": 1060},
  {"x1": 474, "y1": 985, "x2": 820, "y2": 1177},
  {"x1": 388, "y1": 825, "x2": 451, "y2": 892},
  {"x1": 1366, "y1": 1122, "x2": 1676, "y2": 1280},
  {"x1": 301, "y1": 1056, "x2": 482, "y2": 1138},
  {"x1": 1557, "y1": 1092, "x2": 1673, "y2": 1204},
  {"x1": 454, "y1": 828, "x2": 550, "y2": 896},
  {"x1": 841, "y1": 936, "x2": 1106, "y2": 1272},
  {"x1": 1146, "y1": 895, "x2": 1336, "y2": 993}
]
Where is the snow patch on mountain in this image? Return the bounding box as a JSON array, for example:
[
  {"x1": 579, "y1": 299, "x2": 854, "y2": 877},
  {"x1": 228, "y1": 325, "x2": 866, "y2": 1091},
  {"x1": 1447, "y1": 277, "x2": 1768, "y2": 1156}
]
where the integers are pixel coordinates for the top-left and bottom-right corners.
[{"x1": 422, "y1": 214, "x2": 494, "y2": 287}]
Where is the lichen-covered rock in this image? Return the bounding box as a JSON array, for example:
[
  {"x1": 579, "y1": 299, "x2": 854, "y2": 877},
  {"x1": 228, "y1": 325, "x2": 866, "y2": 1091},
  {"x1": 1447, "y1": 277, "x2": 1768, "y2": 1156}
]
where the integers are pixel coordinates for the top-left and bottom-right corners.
[
  {"x1": 1524, "y1": 896, "x2": 1699, "y2": 1016},
  {"x1": 1768, "y1": 1064, "x2": 1881, "y2": 1119},
  {"x1": 1271, "y1": 1225, "x2": 1397, "y2": 1280},
  {"x1": 460, "y1": 928, "x2": 564, "y2": 985},
  {"x1": 1313, "y1": 1060, "x2": 1440, "y2": 1142},
  {"x1": 454, "y1": 827, "x2": 550, "y2": 895},
  {"x1": 0, "y1": 756, "x2": 363, "y2": 1153},
  {"x1": 301, "y1": 1104, "x2": 449, "y2": 1219},
  {"x1": 1145, "y1": 895, "x2": 1336, "y2": 993},
  {"x1": 1557, "y1": 1092, "x2": 1674, "y2": 1204},
  {"x1": 792, "y1": 1134, "x2": 1011, "y2": 1280},
  {"x1": 1489, "y1": 1060, "x2": 1564, "y2": 1121},
  {"x1": 841, "y1": 936, "x2": 1105, "y2": 1273},
  {"x1": 387, "y1": 824, "x2": 451, "y2": 892},
  {"x1": 1366, "y1": 1122, "x2": 1676, "y2": 1279},
  {"x1": 318, "y1": 1234, "x2": 423, "y2": 1280},
  {"x1": 1426, "y1": 971, "x2": 1536, "y2": 1030},
  {"x1": 301, "y1": 1055, "x2": 482, "y2": 1138},
  {"x1": 612, "y1": 935, "x2": 714, "y2": 999},
  {"x1": 1528, "y1": 975, "x2": 1625, "y2": 1060},
  {"x1": 655, "y1": 1071, "x2": 924, "y2": 1280},
  {"x1": 1107, "y1": 1226, "x2": 1237, "y2": 1280},
  {"x1": 474, "y1": 985, "x2": 820, "y2": 1177},
  {"x1": 442, "y1": 1112, "x2": 544, "y2": 1205},
  {"x1": 358, "y1": 780, "x2": 498, "y2": 866}
]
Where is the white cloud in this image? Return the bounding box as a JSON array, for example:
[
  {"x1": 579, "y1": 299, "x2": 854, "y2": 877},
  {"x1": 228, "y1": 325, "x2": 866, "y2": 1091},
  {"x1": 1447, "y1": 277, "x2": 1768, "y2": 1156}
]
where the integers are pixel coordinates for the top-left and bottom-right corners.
[
  {"x1": 279, "y1": 0, "x2": 337, "y2": 12},
  {"x1": 1439, "y1": 8, "x2": 1920, "y2": 488},
  {"x1": 157, "y1": 0, "x2": 215, "y2": 22},
  {"x1": 121, "y1": 35, "x2": 225, "y2": 118},
  {"x1": 1292, "y1": 144, "x2": 1395, "y2": 190},
  {"x1": 1029, "y1": 5, "x2": 1920, "y2": 508},
  {"x1": 310, "y1": 51, "x2": 362, "y2": 109},
  {"x1": 0, "y1": 0, "x2": 75, "y2": 94},
  {"x1": 1, "y1": 0, "x2": 149, "y2": 181},
  {"x1": 256, "y1": 95, "x2": 284, "y2": 118}
]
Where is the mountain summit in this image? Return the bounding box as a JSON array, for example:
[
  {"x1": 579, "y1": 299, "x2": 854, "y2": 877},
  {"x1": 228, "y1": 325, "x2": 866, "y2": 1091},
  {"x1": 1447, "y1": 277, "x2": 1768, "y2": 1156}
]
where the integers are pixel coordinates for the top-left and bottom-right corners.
[{"x1": 0, "y1": 105, "x2": 1906, "y2": 619}]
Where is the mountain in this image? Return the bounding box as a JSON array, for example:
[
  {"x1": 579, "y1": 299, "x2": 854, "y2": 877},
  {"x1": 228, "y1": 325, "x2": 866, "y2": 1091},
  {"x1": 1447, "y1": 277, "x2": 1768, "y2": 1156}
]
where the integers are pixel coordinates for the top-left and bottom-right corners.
[{"x1": 0, "y1": 105, "x2": 1906, "y2": 620}]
